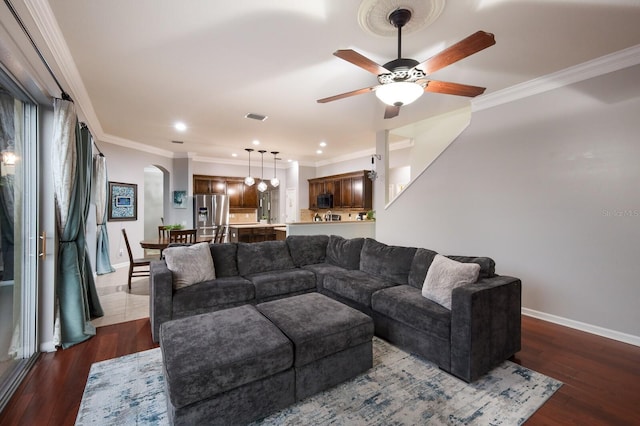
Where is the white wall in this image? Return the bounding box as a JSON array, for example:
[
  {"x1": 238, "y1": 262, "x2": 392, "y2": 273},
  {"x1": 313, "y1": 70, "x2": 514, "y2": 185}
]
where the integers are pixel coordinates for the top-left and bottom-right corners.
[
  {"x1": 100, "y1": 142, "x2": 173, "y2": 264},
  {"x1": 376, "y1": 64, "x2": 640, "y2": 340},
  {"x1": 316, "y1": 155, "x2": 372, "y2": 177}
]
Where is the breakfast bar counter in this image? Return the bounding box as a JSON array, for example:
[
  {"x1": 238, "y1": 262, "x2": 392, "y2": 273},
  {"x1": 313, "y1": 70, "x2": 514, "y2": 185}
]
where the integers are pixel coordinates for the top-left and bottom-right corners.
[{"x1": 286, "y1": 220, "x2": 375, "y2": 239}]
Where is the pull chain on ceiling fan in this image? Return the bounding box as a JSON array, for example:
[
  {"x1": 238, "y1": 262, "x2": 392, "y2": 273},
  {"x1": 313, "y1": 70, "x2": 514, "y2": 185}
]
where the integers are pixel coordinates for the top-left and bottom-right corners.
[{"x1": 317, "y1": 8, "x2": 496, "y2": 119}]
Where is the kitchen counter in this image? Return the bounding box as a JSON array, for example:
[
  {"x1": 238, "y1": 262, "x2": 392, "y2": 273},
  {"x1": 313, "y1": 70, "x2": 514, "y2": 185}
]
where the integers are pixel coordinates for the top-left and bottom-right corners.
[
  {"x1": 228, "y1": 223, "x2": 285, "y2": 229},
  {"x1": 289, "y1": 220, "x2": 374, "y2": 225},
  {"x1": 286, "y1": 220, "x2": 375, "y2": 239},
  {"x1": 228, "y1": 223, "x2": 286, "y2": 243}
]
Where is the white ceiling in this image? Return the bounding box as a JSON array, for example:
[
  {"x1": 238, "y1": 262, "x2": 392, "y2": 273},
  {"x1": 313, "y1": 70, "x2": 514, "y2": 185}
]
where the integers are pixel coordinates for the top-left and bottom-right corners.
[{"x1": 44, "y1": 0, "x2": 640, "y2": 164}]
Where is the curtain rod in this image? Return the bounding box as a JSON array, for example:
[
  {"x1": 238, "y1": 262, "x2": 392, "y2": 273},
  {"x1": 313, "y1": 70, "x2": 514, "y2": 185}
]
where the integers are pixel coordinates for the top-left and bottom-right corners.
[{"x1": 4, "y1": 0, "x2": 71, "y2": 101}]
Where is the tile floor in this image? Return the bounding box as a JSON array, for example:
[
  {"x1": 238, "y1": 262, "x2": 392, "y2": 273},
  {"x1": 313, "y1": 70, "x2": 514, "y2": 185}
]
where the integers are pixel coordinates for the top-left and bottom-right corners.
[{"x1": 92, "y1": 266, "x2": 150, "y2": 328}]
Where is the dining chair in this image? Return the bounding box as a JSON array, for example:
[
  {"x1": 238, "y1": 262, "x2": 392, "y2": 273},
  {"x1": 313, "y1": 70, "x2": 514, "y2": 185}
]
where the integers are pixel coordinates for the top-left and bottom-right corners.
[
  {"x1": 213, "y1": 225, "x2": 227, "y2": 244},
  {"x1": 122, "y1": 228, "x2": 155, "y2": 290},
  {"x1": 158, "y1": 225, "x2": 171, "y2": 240},
  {"x1": 169, "y1": 228, "x2": 197, "y2": 244}
]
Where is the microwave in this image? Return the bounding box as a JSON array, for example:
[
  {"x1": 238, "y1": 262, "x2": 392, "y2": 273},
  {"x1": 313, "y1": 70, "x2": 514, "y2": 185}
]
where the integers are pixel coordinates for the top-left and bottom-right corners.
[{"x1": 317, "y1": 193, "x2": 333, "y2": 209}]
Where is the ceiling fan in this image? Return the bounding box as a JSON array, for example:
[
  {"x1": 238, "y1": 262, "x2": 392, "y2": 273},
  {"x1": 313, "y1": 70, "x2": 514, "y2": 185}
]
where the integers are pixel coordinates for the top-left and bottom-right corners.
[{"x1": 317, "y1": 8, "x2": 496, "y2": 119}]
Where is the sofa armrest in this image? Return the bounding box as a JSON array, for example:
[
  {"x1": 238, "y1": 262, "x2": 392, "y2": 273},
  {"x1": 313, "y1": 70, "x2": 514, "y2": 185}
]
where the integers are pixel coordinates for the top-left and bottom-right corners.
[
  {"x1": 450, "y1": 275, "x2": 521, "y2": 382},
  {"x1": 150, "y1": 260, "x2": 174, "y2": 343}
]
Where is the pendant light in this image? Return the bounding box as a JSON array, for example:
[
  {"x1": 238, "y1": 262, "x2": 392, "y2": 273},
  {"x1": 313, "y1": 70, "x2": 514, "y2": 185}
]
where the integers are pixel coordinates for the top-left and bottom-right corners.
[
  {"x1": 270, "y1": 151, "x2": 280, "y2": 188},
  {"x1": 244, "y1": 148, "x2": 255, "y2": 186},
  {"x1": 257, "y1": 150, "x2": 268, "y2": 192}
]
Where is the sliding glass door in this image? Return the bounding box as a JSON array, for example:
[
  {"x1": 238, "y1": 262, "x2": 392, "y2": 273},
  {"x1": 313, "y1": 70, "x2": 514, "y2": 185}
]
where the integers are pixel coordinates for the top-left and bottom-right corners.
[{"x1": 0, "y1": 73, "x2": 39, "y2": 410}]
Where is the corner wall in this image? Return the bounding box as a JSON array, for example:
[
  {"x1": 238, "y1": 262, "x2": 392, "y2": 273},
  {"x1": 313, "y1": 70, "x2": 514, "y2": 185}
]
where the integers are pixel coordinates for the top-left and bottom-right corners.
[{"x1": 376, "y1": 64, "x2": 640, "y2": 341}]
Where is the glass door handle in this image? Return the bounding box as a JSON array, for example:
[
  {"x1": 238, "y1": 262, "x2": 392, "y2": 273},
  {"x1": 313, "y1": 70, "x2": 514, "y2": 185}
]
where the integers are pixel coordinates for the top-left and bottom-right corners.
[{"x1": 39, "y1": 231, "x2": 46, "y2": 258}]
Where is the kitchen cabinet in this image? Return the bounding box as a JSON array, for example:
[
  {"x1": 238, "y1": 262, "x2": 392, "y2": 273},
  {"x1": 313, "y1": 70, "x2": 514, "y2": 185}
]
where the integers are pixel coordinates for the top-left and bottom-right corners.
[
  {"x1": 242, "y1": 183, "x2": 258, "y2": 208},
  {"x1": 308, "y1": 179, "x2": 325, "y2": 209},
  {"x1": 193, "y1": 175, "x2": 258, "y2": 208},
  {"x1": 308, "y1": 171, "x2": 371, "y2": 210},
  {"x1": 228, "y1": 225, "x2": 277, "y2": 243},
  {"x1": 193, "y1": 175, "x2": 226, "y2": 194},
  {"x1": 325, "y1": 179, "x2": 341, "y2": 207},
  {"x1": 226, "y1": 180, "x2": 244, "y2": 208}
]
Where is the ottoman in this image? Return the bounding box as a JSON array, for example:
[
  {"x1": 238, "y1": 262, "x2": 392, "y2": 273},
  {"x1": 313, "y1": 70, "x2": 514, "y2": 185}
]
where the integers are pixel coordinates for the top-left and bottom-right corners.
[
  {"x1": 257, "y1": 292, "x2": 374, "y2": 401},
  {"x1": 160, "y1": 304, "x2": 295, "y2": 425}
]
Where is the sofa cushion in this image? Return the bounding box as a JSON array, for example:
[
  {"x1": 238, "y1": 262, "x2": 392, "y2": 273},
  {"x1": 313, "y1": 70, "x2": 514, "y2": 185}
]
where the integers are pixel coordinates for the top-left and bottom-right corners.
[
  {"x1": 371, "y1": 285, "x2": 451, "y2": 341},
  {"x1": 172, "y1": 276, "x2": 255, "y2": 316},
  {"x1": 422, "y1": 254, "x2": 480, "y2": 309},
  {"x1": 160, "y1": 305, "x2": 293, "y2": 408},
  {"x1": 257, "y1": 293, "x2": 374, "y2": 367},
  {"x1": 325, "y1": 235, "x2": 364, "y2": 270},
  {"x1": 359, "y1": 238, "x2": 417, "y2": 285},
  {"x1": 209, "y1": 243, "x2": 239, "y2": 277},
  {"x1": 246, "y1": 269, "x2": 316, "y2": 301},
  {"x1": 302, "y1": 263, "x2": 350, "y2": 291},
  {"x1": 323, "y1": 270, "x2": 397, "y2": 308},
  {"x1": 446, "y1": 255, "x2": 496, "y2": 279},
  {"x1": 285, "y1": 235, "x2": 329, "y2": 267},
  {"x1": 408, "y1": 248, "x2": 439, "y2": 289},
  {"x1": 163, "y1": 242, "x2": 216, "y2": 290},
  {"x1": 237, "y1": 241, "x2": 295, "y2": 276}
]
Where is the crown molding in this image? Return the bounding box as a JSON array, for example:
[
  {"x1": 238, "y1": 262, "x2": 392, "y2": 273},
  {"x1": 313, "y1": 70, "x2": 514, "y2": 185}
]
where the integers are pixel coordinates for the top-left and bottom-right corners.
[
  {"x1": 101, "y1": 133, "x2": 174, "y2": 158},
  {"x1": 472, "y1": 43, "x2": 640, "y2": 112},
  {"x1": 23, "y1": 0, "x2": 104, "y2": 135}
]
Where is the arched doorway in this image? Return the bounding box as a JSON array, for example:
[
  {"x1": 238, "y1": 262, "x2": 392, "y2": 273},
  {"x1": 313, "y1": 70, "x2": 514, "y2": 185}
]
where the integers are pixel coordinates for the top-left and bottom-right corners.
[{"x1": 143, "y1": 165, "x2": 168, "y2": 241}]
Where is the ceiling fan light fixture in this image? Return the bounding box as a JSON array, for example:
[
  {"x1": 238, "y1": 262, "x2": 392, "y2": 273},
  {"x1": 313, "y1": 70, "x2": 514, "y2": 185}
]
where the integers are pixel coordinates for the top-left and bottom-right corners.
[{"x1": 375, "y1": 81, "x2": 423, "y2": 106}]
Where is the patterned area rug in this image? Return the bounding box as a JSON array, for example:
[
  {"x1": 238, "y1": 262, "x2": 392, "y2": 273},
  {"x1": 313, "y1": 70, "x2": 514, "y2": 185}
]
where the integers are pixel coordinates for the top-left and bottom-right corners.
[{"x1": 76, "y1": 338, "x2": 561, "y2": 425}]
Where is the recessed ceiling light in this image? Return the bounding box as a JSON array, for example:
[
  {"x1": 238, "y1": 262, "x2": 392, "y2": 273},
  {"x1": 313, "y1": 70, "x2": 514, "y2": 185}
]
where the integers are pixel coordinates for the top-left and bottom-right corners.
[
  {"x1": 287, "y1": 159, "x2": 292, "y2": 163},
  {"x1": 319, "y1": 141, "x2": 327, "y2": 147},
  {"x1": 174, "y1": 122, "x2": 187, "y2": 132},
  {"x1": 231, "y1": 153, "x2": 238, "y2": 157},
  {"x1": 252, "y1": 140, "x2": 260, "y2": 145},
  {"x1": 316, "y1": 150, "x2": 323, "y2": 154}
]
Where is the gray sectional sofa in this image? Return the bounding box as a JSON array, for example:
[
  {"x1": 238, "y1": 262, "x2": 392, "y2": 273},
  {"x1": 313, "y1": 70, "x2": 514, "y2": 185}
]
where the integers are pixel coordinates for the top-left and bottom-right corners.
[{"x1": 150, "y1": 235, "x2": 521, "y2": 382}]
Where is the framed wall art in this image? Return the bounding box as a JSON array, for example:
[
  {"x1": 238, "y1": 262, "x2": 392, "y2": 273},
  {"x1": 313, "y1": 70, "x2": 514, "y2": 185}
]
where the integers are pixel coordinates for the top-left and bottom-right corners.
[
  {"x1": 173, "y1": 190, "x2": 187, "y2": 209},
  {"x1": 108, "y1": 181, "x2": 137, "y2": 221}
]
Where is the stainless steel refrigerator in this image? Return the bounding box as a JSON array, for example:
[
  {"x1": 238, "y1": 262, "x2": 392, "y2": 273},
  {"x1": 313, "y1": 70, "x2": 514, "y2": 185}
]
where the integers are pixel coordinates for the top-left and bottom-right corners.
[{"x1": 193, "y1": 194, "x2": 229, "y2": 241}]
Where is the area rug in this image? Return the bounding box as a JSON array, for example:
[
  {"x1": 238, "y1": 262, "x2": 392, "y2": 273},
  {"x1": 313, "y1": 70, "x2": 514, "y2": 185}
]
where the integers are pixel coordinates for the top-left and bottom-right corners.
[{"x1": 75, "y1": 338, "x2": 561, "y2": 425}]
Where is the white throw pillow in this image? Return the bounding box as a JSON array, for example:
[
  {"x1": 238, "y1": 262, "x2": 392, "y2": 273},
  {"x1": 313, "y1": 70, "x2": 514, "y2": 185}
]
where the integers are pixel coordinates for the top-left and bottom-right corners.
[
  {"x1": 422, "y1": 254, "x2": 480, "y2": 309},
  {"x1": 163, "y1": 242, "x2": 216, "y2": 290}
]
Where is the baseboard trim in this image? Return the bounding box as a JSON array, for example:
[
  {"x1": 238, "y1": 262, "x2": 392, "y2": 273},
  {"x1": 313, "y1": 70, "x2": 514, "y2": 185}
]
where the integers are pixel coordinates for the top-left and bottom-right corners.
[{"x1": 522, "y1": 308, "x2": 640, "y2": 347}]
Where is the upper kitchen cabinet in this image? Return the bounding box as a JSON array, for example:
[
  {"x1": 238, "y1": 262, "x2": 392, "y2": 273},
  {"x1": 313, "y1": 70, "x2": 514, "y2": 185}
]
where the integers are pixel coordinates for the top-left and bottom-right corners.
[
  {"x1": 242, "y1": 182, "x2": 258, "y2": 209},
  {"x1": 308, "y1": 178, "x2": 325, "y2": 210},
  {"x1": 193, "y1": 175, "x2": 259, "y2": 209},
  {"x1": 226, "y1": 178, "x2": 259, "y2": 209},
  {"x1": 308, "y1": 171, "x2": 372, "y2": 210},
  {"x1": 194, "y1": 175, "x2": 226, "y2": 194}
]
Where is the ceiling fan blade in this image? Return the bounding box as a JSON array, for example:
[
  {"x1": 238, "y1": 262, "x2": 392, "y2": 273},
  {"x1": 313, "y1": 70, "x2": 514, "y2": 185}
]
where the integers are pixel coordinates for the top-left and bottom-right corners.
[
  {"x1": 317, "y1": 86, "x2": 377, "y2": 104},
  {"x1": 384, "y1": 105, "x2": 401, "y2": 119},
  {"x1": 334, "y1": 49, "x2": 390, "y2": 75},
  {"x1": 417, "y1": 31, "x2": 496, "y2": 75},
  {"x1": 422, "y1": 80, "x2": 487, "y2": 97}
]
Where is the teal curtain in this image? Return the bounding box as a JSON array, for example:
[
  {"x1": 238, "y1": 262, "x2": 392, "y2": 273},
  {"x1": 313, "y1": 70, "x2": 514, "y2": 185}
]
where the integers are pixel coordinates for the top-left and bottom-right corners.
[
  {"x1": 52, "y1": 99, "x2": 103, "y2": 349},
  {"x1": 93, "y1": 153, "x2": 114, "y2": 274}
]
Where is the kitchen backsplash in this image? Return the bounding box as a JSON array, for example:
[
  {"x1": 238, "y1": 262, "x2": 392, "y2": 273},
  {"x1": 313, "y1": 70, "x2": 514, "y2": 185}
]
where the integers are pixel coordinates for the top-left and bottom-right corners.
[
  {"x1": 299, "y1": 209, "x2": 368, "y2": 222},
  {"x1": 229, "y1": 209, "x2": 258, "y2": 224}
]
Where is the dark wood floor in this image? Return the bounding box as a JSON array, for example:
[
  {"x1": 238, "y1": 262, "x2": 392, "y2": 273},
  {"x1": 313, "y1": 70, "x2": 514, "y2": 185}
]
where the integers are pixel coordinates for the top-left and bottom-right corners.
[{"x1": 1, "y1": 316, "x2": 639, "y2": 425}]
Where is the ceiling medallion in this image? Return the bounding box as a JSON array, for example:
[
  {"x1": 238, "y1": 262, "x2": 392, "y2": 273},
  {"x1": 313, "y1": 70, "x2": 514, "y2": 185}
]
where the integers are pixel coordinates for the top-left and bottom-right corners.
[{"x1": 358, "y1": 0, "x2": 446, "y2": 37}]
